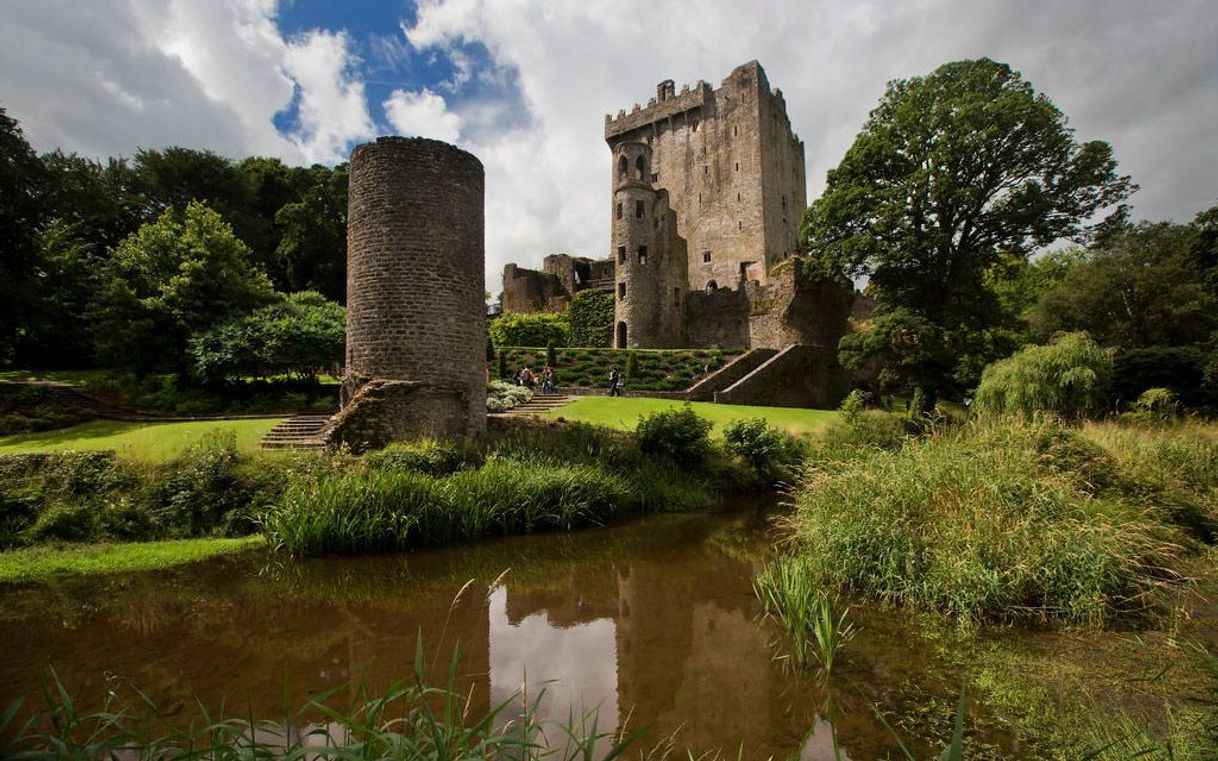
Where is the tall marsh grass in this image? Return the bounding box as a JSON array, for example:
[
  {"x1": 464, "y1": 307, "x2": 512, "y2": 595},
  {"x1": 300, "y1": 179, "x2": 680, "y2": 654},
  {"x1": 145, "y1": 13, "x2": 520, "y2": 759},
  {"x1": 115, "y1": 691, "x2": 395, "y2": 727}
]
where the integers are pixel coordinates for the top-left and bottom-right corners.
[
  {"x1": 1, "y1": 650, "x2": 633, "y2": 761},
  {"x1": 755, "y1": 556, "x2": 856, "y2": 672},
  {"x1": 784, "y1": 419, "x2": 1196, "y2": 626}
]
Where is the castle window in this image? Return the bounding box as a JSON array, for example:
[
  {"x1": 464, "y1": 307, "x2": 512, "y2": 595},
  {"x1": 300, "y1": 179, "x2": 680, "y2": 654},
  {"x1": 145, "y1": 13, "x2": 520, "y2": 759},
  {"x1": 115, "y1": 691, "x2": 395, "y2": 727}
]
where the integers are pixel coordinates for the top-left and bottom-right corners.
[
  {"x1": 635, "y1": 155, "x2": 646, "y2": 179},
  {"x1": 618, "y1": 282, "x2": 627, "y2": 300},
  {"x1": 706, "y1": 280, "x2": 718, "y2": 293},
  {"x1": 616, "y1": 321, "x2": 627, "y2": 349},
  {"x1": 737, "y1": 192, "x2": 741, "y2": 202},
  {"x1": 651, "y1": 173, "x2": 659, "y2": 183},
  {"x1": 735, "y1": 162, "x2": 739, "y2": 171},
  {"x1": 635, "y1": 200, "x2": 644, "y2": 219},
  {"x1": 703, "y1": 251, "x2": 712, "y2": 263},
  {"x1": 782, "y1": 195, "x2": 787, "y2": 210},
  {"x1": 738, "y1": 221, "x2": 743, "y2": 230},
  {"x1": 617, "y1": 246, "x2": 626, "y2": 264},
  {"x1": 673, "y1": 287, "x2": 681, "y2": 305},
  {"x1": 616, "y1": 202, "x2": 622, "y2": 220},
  {"x1": 618, "y1": 155, "x2": 628, "y2": 179},
  {"x1": 734, "y1": 125, "x2": 738, "y2": 137},
  {"x1": 638, "y1": 245, "x2": 647, "y2": 264}
]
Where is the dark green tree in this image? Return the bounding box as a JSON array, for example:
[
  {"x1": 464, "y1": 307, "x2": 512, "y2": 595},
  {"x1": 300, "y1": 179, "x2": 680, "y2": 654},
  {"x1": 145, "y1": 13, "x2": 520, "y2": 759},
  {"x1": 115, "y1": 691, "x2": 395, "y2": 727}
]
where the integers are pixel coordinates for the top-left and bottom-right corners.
[
  {"x1": 803, "y1": 58, "x2": 1134, "y2": 405},
  {"x1": 274, "y1": 164, "x2": 348, "y2": 301},
  {"x1": 1028, "y1": 221, "x2": 1216, "y2": 350},
  {"x1": 94, "y1": 201, "x2": 276, "y2": 375},
  {"x1": 0, "y1": 106, "x2": 47, "y2": 361}
]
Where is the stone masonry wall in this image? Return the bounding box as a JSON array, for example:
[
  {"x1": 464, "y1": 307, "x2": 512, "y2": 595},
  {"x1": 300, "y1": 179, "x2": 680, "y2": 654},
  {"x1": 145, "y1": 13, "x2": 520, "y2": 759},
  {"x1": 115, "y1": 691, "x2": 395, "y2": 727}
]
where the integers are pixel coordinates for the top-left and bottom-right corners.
[{"x1": 332, "y1": 136, "x2": 486, "y2": 447}]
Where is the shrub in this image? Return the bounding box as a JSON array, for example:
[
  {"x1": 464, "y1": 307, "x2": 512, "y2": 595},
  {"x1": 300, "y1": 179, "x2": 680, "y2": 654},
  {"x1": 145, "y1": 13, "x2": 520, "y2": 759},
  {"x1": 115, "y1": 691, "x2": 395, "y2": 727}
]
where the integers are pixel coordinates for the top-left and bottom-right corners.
[
  {"x1": 143, "y1": 432, "x2": 258, "y2": 537},
  {"x1": 723, "y1": 418, "x2": 788, "y2": 473},
  {"x1": 369, "y1": 439, "x2": 481, "y2": 477},
  {"x1": 636, "y1": 405, "x2": 713, "y2": 468},
  {"x1": 1131, "y1": 387, "x2": 1181, "y2": 420},
  {"x1": 487, "y1": 380, "x2": 531, "y2": 413},
  {"x1": 839, "y1": 389, "x2": 865, "y2": 426},
  {"x1": 488, "y1": 312, "x2": 570, "y2": 348},
  {"x1": 26, "y1": 503, "x2": 98, "y2": 542},
  {"x1": 567, "y1": 289, "x2": 615, "y2": 347},
  {"x1": 973, "y1": 332, "x2": 1114, "y2": 420}
]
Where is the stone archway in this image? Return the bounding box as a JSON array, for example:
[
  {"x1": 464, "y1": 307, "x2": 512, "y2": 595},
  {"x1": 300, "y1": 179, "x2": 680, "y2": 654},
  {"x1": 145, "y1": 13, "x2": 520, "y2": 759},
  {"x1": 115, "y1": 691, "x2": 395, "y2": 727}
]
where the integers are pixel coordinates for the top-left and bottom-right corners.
[{"x1": 616, "y1": 321, "x2": 628, "y2": 349}]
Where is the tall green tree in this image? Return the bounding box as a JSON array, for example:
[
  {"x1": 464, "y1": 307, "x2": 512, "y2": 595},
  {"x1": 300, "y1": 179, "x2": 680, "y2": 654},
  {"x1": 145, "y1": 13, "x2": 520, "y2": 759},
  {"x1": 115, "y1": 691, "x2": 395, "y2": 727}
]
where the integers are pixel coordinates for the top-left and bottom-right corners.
[
  {"x1": 803, "y1": 58, "x2": 1134, "y2": 405},
  {"x1": 94, "y1": 201, "x2": 276, "y2": 375},
  {"x1": 274, "y1": 164, "x2": 348, "y2": 301},
  {"x1": 1028, "y1": 218, "x2": 1217, "y2": 350},
  {"x1": 0, "y1": 106, "x2": 47, "y2": 361}
]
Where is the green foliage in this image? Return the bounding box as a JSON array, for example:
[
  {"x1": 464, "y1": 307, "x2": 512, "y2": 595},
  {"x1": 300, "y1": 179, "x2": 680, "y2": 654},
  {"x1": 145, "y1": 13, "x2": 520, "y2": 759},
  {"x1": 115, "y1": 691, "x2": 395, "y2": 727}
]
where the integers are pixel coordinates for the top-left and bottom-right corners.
[
  {"x1": 1111, "y1": 346, "x2": 1207, "y2": 408},
  {"x1": 485, "y1": 335, "x2": 495, "y2": 363},
  {"x1": 723, "y1": 417, "x2": 790, "y2": 475},
  {"x1": 189, "y1": 291, "x2": 345, "y2": 383},
  {"x1": 625, "y1": 350, "x2": 640, "y2": 379},
  {"x1": 0, "y1": 107, "x2": 47, "y2": 364},
  {"x1": 545, "y1": 340, "x2": 557, "y2": 368},
  {"x1": 94, "y1": 201, "x2": 277, "y2": 375},
  {"x1": 0, "y1": 384, "x2": 94, "y2": 435},
  {"x1": 756, "y1": 557, "x2": 857, "y2": 672},
  {"x1": 839, "y1": 389, "x2": 865, "y2": 425},
  {"x1": 805, "y1": 58, "x2": 1133, "y2": 398},
  {"x1": 973, "y1": 332, "x2": 1114, "y2": 420},
  {"x1": 786, "y1": 420, "x2": 1192, "y2": 627},
  {"x1": 1029, "y1": 221, "x2": 1217, "y2": 351},
  {"x1": 370, "y1": 439, "x2": 482, "y2": 477},
  {"x1": 496, "y1": 349, "x2": 508, "y2": 379},
  {"x1": 566, "y1": 289, "x2": 615, "y2": 347},
  {"x1": 635, "y1": 405, "x2": 714, "y2": 468},
  {"x1": 1132, "y1": 388, "x2": 1181, "y2": 420},
  {"x1": 488, "y1": 312, "x2": 570, "y2": 348}
]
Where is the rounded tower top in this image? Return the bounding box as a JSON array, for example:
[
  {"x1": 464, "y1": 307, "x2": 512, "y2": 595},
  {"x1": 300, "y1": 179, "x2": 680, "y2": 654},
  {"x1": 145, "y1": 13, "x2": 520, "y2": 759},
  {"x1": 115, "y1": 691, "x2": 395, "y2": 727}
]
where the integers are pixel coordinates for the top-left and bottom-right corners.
[{"x1": 613, "y1": 141, "x2": 653, "y2": 191}]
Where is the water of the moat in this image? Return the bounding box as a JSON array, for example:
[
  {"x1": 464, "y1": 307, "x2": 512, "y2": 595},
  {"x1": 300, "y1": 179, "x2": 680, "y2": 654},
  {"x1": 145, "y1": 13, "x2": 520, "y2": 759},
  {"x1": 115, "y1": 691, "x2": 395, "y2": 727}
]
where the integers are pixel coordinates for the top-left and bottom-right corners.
[{"x1": 0, "y1": 511, "x2": 1013, "y2": 759}]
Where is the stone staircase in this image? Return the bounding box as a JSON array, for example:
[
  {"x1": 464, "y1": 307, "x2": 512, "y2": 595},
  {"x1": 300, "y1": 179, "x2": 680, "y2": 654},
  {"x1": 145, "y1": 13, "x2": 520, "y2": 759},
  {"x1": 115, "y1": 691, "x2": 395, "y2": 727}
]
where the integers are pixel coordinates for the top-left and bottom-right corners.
[
  {"x1": 259, "y1": 413, "x2": 333, "y2": 450},
  {"x1": 503, "y1": 393, "x2": 571, "y2": 417}
]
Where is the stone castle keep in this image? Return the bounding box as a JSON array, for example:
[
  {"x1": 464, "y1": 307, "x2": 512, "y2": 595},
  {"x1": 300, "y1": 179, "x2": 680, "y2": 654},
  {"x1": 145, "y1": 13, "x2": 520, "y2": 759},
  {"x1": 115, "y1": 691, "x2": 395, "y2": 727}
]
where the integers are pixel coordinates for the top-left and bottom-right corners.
[{"x1": 502, "y1": 61, "x2": 853, "y2": 405}]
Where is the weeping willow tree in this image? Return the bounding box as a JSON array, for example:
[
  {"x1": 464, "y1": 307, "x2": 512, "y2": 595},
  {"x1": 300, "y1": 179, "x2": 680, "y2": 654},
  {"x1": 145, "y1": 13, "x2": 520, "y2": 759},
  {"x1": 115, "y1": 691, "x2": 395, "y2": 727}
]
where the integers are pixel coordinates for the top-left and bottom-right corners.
[{"x1": 973, "y1": 332, "x2": 1113, "y2": 419}]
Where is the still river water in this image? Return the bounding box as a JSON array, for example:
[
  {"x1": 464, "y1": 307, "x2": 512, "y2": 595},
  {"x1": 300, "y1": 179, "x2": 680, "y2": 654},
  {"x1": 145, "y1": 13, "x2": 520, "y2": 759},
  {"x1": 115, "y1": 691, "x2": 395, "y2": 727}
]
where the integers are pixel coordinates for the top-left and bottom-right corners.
[{"x1": 0, "y1": 510, "x2": 1015, "y2": 759}]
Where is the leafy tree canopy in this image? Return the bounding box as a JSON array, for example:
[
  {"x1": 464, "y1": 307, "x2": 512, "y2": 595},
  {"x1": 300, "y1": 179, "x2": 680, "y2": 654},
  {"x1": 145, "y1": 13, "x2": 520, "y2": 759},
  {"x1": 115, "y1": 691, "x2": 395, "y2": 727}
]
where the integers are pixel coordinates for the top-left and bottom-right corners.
[
  {"x1": 488, "y1": 312, "x2": 571, "y2": 348},
  {"x1": 804, "y1": 58, "x2": 1134, "y2": 403}
]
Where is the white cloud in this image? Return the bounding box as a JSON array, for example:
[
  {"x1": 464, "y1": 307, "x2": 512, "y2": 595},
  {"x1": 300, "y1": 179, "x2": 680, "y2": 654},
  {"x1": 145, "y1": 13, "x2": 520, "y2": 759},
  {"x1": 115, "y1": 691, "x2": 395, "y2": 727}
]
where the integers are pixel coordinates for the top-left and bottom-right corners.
[
  {"x1": 0, "y1": 0, "x2": 375, "y2": 164},
  {"x1": 403, "y1": 0, "x2": 1218, "y2": 290},
  {"x1": 383, "y1": 88, "x2": 463, "y2": 143}
]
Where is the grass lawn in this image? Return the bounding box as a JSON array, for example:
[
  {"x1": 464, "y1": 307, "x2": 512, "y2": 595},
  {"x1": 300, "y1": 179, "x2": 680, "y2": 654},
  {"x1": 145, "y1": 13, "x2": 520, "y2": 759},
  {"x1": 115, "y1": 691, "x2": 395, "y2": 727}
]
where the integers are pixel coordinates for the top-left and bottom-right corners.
[
  {"x1": 0, "y1": 536, "x2": 266, "y2": 584},
  {"x1": 0, "y1": 418, "x2": 284, "y2": 461},
  {"x1": 546, "y1": 396, "x2": 838, "y2": 438}
]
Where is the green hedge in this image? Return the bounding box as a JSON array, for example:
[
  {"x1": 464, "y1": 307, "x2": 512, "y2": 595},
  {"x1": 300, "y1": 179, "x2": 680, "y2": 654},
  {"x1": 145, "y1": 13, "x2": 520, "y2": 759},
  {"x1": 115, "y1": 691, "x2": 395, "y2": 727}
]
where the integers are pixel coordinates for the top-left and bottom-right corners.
[
  {"x1": 495, "y1": 347, "x2": 741, "y2": 391},
  {"x1": 488, "y1": 312, "x2": 570, "y2": 348}
]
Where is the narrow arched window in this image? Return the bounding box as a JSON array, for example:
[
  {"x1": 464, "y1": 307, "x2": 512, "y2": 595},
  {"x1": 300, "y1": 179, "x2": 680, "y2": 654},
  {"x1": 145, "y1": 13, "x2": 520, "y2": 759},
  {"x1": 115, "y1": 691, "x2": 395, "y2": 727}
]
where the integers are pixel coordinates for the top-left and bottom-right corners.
[
  {"x1": 706, "y1": 280, "x2": 718, "y2": 293},
  {"x1": 635, "y1": 155, "x2": 646, "y2": 179},
  {"x1": 618, "y1": 155, "x2": 628, "y2": 179}
]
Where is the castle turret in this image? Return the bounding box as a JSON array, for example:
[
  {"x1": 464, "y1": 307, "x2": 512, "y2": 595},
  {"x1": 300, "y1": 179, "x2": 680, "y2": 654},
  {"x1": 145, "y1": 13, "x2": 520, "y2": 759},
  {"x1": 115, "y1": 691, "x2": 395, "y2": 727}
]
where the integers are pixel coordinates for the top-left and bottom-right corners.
[{"x1": 612, "y1": 142, "x2": 687, "y2": 348}]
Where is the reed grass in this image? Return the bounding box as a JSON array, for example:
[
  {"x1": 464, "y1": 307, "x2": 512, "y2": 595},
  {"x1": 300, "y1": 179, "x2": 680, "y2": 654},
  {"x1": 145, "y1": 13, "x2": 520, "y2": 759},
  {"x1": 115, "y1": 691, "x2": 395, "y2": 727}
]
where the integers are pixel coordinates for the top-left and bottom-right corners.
[
  {"x1": 784, "y1": 419, "x2": 1195, "y2": 627},
  {"x1": 1, "y1": 645, "x2": 634, "y2": 761},
  {"x1": 754, "y1": 556, "x2": 856, "y2": 672}
]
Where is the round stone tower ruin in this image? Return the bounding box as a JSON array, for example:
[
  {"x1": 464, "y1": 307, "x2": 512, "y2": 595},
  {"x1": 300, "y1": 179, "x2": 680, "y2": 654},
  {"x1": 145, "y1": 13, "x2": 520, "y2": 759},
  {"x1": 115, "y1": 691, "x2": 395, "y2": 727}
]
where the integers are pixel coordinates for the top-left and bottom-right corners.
[{"x1": 326, "y1": 136, "x2": 486, "y2": 451}]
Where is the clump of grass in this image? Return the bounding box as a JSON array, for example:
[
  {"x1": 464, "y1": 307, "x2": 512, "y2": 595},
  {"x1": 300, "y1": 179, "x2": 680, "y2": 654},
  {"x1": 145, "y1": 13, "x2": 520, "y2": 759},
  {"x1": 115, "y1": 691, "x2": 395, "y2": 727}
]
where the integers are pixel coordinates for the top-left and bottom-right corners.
[
  {"x1": 785, "y1": 420, "x2": 1189, "y2": 627},
  {"x1": 1, "y1": 647, "x2": 633, "y2": 761},
  {"x1": 755, "y1": 556, "x2": 857, "y2": 672}
]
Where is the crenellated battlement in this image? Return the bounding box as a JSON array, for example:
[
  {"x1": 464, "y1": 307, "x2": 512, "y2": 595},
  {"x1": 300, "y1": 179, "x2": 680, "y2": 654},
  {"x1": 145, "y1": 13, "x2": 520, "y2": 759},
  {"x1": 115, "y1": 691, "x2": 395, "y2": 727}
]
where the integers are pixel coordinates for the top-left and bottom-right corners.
[{"x1": 604, "y1": 80, "x2": 712, "y2": 140}]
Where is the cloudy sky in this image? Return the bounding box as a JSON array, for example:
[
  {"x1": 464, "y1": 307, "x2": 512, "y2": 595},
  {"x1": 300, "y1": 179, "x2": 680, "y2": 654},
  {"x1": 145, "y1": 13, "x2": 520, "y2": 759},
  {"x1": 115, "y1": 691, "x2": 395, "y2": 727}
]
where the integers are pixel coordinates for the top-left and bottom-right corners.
[{"x1": 2, "y1": 0, "x2": 1215, "y2": 288}]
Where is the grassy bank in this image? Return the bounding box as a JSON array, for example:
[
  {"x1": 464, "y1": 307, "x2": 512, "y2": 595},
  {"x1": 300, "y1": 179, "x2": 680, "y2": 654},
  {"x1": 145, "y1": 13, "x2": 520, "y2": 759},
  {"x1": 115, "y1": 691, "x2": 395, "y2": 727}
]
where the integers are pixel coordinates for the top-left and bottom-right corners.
[
  {"x1": 0, "y1": 418, "x2": 283, "y2": 461},
  {"x1": 547, "y1": 396, "x2": 838, "y2": 438},
  {"x1": 497, "y1": 346, "x2": 740, "y2": 390},
  {"x1": 0, "y1": 536, "x2": 264, "y2": 583},
  {"x1": 776, "y1": 418, "x2": 1215, "y2": 627}
]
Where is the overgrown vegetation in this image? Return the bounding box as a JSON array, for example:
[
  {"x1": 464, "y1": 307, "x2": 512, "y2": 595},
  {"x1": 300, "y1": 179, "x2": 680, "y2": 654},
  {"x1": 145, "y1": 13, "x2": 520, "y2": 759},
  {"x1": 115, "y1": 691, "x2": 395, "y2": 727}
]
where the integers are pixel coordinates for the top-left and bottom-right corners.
[
  {"x1": 566, "y1": 289, "x2": 615, "y2": 347},
  {"x1": 486, "y1": 379, "x2": 531, "y2": 413},
  {"x1": 782, "y1": 418, "x2": 1211, "y2": 627},
  {"x1": 0, "y1": 385, "x2": 94, "y2": 435},
  {"x1": 1, "y1": 652, "x2": 633, "y2": 760},
  {"x1": 487, "y1": 311, "x2": 571, "y2": 349},
  {"x1": 973, "y1": 332, "x2": 1114, "y2": 419}
]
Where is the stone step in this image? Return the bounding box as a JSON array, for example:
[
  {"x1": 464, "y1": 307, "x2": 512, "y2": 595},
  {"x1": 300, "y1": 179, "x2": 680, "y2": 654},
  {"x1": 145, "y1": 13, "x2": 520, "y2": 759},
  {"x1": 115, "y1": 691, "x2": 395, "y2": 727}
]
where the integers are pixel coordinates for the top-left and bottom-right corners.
[{"x1": 259, "y1": 413, "x2": 333, "y2": 450}]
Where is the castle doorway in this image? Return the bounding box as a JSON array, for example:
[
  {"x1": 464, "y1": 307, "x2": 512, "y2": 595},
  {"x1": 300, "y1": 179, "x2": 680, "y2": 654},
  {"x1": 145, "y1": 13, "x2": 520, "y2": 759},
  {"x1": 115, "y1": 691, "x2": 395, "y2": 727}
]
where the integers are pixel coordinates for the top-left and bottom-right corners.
[{"x1": 616, "y1": 321, "x2": 628, "y2": 349}]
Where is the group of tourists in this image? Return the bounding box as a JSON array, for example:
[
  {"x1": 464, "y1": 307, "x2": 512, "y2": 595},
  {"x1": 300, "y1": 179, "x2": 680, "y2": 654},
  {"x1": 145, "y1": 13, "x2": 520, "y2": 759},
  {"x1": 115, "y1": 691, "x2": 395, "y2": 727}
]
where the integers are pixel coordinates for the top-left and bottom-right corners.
[{"x1": 511, "y1": 366, "x2": 558, "y2": 394}]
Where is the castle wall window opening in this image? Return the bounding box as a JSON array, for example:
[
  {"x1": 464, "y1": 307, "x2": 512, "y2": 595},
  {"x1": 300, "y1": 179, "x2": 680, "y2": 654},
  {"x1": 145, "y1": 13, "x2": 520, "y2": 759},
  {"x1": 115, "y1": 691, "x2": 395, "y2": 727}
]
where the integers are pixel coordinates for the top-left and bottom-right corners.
[
  {"x1": 703, "y1": 251, "x2": 712, "y2": 263},
  {"x1": 638, "y1": 245, "x2": 648, "y2": 264},
  {"x1": 616, "y1": 202, "x2": 622, "y2": 220},
  {"x1": 635, "y1": 155, "x2": 646, "y2": 179},
  {"x1": 618, "y1": 156, "x2": 628, "y2": 179},
  {"x1": 618, "y1": 282, "x2": 627, "y2": 300},
  {"x1": 618, "y1": 246, "x2": 627, "y2": 264},
  {"x1": 635, "y1": 200, "x2": 644, "y2": 219}
]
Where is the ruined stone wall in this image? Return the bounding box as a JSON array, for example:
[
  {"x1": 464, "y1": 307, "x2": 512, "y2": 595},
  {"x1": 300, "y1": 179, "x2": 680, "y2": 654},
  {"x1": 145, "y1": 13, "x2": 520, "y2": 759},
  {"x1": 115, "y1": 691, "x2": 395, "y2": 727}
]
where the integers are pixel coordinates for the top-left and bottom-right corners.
[
  {"x1": 605, "y1": 61, "x2": 805, "y2": 291},
  {"x1": 714, "y1": 345, "x2": 848, "y2": 408},
  {"x1": 746, "y1": 258, "x2": 854, "y2": 350},
  {"x1": 683, "y1": 287, "x2": 750, "y2": 349},
  {"x1": 502, "y1": 263, "x2": 568, "y2": 313},
  {"x1": 333, "y1": 136, "x2": 486, "y2": 448}
]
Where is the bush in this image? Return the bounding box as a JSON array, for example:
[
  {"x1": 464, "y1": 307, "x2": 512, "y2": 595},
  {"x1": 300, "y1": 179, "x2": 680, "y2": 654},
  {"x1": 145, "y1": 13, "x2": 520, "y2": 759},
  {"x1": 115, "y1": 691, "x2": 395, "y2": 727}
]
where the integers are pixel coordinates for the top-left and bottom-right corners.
[
  {"x1": 369, "y1": 439, "x2": 481, "y2": 477},
  {"x1": 487, "y1": 380, "x2": 531, "y2": 413},
  {"x1": 488, "y1": 312, "x2": 570, "y2": 348},
  {"x1": 1131, "y1": 387, "x2": 1181, "y2": 420},
  {"x1": 973, "y1": 332, "x2": 1114, "y2": 420},
  {"x1": 839, "y1": 390, "x2": 865, "y2": 426},
  {"x1": 723, "y1": 418, "x2": 789, "y2": 475},
  {"x1": 636, "y1": 405, "x2": 714, "y2": 468},
  {"x1": 567, "y1": 290, "x2": 615, "y2": 347}
]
